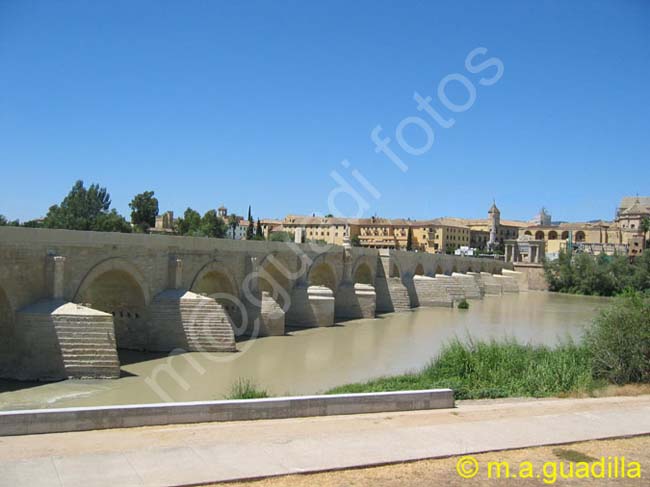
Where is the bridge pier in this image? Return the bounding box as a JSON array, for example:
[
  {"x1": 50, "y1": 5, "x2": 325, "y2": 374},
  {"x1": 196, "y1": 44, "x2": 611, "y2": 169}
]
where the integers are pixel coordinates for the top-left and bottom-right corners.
[
  {"x1": 257, "y1": 291, "x2": 285, "y2": 335},
  {"x1": 147, "y1": 289, "x2": 236, "y2": 352},
  {"x1": 335, "y1": 281, "x2": 376, "y2": 320},
  {"x1": 494, "y1": 274, "x2": 520, "y2": 293},
  {"x1": 14, "y1": 300, "x2": 119, "y2": 380},
  {"x1": 451, "y1": 272, "x2": 483, "y2": 299},
  {"x1": 286, "y1": 283, "x2": 335, "y2": 327},
  {"x1": 413, "y1": 275, "x2": 453, "y2": 307},
  {"x1": 479, "y1": 272, "x2": 504, "y2": 295},
  {"x1": 435, "y1": 274, "x2": 466, "y2": 304}
]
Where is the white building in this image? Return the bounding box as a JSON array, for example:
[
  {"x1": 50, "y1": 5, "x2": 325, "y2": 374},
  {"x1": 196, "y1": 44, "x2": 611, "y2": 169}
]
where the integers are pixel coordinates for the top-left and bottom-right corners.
[
  {"x1": 219, "y1": 205, "x2": 250, "y2": 240},
  {"x1": 454, "y1": 246, "x2": 476, "y2": 256}
]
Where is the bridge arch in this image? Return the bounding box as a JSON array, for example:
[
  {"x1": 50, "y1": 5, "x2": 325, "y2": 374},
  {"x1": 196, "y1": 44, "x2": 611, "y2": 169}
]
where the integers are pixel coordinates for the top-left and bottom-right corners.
[
  {"x1": 74, "y1": 258, "x2": 149, "y2": 349},
  {"x1": 191, "y1": 261, "x2": 238, "y2": 295},
  {"x1": 192, "y1": 260, "x2": 240, "y2": 306},
  {"x1": 74, "y1": 258, "x2": 150, "y2": 305},
  {"x1": 435, "y1": 264, "x2": 444, "y2": 275},
  {"x1": 308, "y1": 261, "x2": 338, "y2": 291},
  {"x1": 257, "y1": 252, "x2": 295, "y2": 309},
  {"x1": 414, "y1": 263, "x2": 424, "y2": 276},
  {"x1": 353, "y1": 262, "x2": 374, "y2": 285}
]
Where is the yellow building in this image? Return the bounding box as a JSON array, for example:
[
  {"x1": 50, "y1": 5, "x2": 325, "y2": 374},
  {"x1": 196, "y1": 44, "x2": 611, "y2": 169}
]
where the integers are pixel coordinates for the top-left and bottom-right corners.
[
  {"x1": 262, "y1": 215, "x2": 473, "y2": 253},
  {"x1": 355, "y1": 218, "x2": 470, "y2": 253},
  {"x1": 274, "y1": 215, "x2": 358, "y2": 245}
]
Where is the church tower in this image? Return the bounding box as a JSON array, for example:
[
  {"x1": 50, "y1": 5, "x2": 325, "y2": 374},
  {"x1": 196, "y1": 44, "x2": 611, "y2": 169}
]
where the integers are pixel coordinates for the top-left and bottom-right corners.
[{"x1": 488, "y1": 200, "x2": 500, "y2": 250}]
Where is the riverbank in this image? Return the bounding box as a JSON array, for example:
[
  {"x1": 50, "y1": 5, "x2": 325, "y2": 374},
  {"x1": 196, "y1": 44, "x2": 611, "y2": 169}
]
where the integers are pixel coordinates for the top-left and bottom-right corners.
[
  {"x1": 327, "y1": 291, "x2": 650, "y2": 399},
  {"x1": 327, "y1": 339, "x2": 597, "y2": 399}
]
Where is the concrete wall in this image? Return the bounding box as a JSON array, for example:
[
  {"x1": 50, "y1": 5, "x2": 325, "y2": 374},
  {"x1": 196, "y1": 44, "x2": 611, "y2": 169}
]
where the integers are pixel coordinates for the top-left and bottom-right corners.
[{"x1": 0, "y1": 389, "x2": 454, "y2": 436}]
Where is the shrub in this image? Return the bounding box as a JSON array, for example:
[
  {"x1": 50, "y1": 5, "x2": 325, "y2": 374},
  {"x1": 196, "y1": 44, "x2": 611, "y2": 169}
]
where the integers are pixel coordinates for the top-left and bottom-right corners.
[
  {"x1": 457, "y1": 299, "x2": 469, "y2": 310},
  {"x1": 585, "y1": 291, "x2": 650, "y2": 384},
  {"x1": 226, "y1": 378, "x2": 269, "y2": 399}
]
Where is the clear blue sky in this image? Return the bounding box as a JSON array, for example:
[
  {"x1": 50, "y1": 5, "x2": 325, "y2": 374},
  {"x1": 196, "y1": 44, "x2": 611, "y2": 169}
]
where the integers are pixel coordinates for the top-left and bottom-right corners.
[{"x1": 1, "y1": 0, "x2": 648, "y2": 223}]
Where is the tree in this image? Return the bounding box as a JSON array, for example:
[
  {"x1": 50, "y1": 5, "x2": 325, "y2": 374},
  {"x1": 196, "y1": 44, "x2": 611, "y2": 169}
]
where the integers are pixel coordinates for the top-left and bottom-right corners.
[
  {"x1": 246, "y1": 205, "x2": 254, "y2": 240},
  {"x1": 641, "y1": 217, "x2": 650, "y2": 248},
  {"x1": 200, "y1": 210, "x2": 227, "y2": 238},
  {"x1": 175, "y1": 208, "x2": 202, "y2": 235},
  {"x1": 406, "y1": 227, "x2": 413, "y2": 251},
  {"x1": 0, "y1": 215, "x2": 7, "y2": 226},
  {"x1": 42, "y1": 180, "x2": 130, "y2": 232},
  {"x1": 351, "y1": 235, "x2": 361, "y2": 247},
  {"x1": 129, "y1": 191, "x2": 159, "y2": 232},
  {"x1": 255, "y1": 218, "x2": 264, "y2": 240},
  {"x1": 269, "y1": 231, "x2": 293, "y2": 242},
  {"x1": 228, "y1": 214, "x2": 239, "y2": 239},
  {"x1": 94, "y1": 209, "x2": 132, "y2": 233}
]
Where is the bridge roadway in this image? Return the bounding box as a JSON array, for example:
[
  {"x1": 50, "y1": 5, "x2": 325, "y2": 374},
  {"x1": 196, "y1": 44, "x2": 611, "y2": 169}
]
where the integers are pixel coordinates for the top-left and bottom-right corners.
[{"x1": 0, "y1": 227, "x2": 519, "y2": 381}]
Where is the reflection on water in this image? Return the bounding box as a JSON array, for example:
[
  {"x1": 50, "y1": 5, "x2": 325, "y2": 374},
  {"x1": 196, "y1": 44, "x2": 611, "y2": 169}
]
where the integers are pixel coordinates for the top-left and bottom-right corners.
[{"x1": 0, "y1": 292, "x2": 608, "y2": 411}]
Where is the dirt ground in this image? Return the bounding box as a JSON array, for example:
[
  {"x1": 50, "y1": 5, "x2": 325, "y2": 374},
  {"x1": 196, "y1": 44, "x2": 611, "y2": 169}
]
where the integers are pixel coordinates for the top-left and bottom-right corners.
[{"x1": 216, "y1": 435, "x2": 650, "y2": 486}]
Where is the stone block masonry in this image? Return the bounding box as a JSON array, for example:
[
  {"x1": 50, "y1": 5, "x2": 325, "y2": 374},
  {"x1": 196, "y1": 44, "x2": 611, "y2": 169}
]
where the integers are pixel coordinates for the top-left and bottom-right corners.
[
  {"x1": 494, "y1": 274, "x2": 519, "y2": 293},
  {"x1": 147, "y1": 290, "x2": 236, "y2": 352},
  {"x1": 413, "y1": 276, "x2": 453, "y2": 308},
  {"x1": 452, "y1": 272, "x2": 483, "y2": 299},
  {"x1": 480, "y1": 272, "x2": 503, "y2": 295},
  {"x1": 15, "y1": 301, "x2": 119, "y2": 381}
]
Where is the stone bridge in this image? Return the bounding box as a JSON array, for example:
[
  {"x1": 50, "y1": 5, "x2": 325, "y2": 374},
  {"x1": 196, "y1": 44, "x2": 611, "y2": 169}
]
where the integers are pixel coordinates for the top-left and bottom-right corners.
[{"x1": 0, "y1": 227, "x2": 518, "y2": 381}]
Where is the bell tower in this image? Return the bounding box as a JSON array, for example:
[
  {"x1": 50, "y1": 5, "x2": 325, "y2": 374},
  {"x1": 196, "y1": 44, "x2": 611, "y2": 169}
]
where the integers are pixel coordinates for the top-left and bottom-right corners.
[{"x1": 488, "y1": 200, "x2": 500, "y2": 250}]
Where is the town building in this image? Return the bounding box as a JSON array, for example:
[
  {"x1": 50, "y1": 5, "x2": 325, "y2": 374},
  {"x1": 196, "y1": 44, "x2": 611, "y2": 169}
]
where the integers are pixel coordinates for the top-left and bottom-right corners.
[
  {"x1": 508, "y1": 196, "x2": 649, "y2": 261},
  {"x1": 151, "y1": 211, "x2": 175, "y2": 234}
]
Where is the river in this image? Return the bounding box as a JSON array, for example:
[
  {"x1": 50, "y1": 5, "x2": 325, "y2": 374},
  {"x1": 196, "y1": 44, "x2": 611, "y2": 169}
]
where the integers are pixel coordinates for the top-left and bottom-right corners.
[{"x1": 0, "y1": 292, "x2": 609, "y2": 411}]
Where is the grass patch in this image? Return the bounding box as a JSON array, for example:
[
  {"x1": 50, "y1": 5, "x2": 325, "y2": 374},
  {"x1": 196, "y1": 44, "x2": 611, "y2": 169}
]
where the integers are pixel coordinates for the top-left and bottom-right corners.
[
  {"x1": 226, "y1": 378, "x2": 269, "y2": 399},
  {"x1": 457, "y1": 299, "x2": 469, "y2": 310},
  {"x1": 326, "y1": 338, "x2": 599, "y2": 400}
]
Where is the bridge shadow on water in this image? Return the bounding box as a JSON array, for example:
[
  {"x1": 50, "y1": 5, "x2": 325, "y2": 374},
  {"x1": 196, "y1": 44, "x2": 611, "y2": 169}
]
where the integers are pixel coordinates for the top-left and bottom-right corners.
[{"x1": 117, "y1": 349, "x2": 170, "y2": 367}]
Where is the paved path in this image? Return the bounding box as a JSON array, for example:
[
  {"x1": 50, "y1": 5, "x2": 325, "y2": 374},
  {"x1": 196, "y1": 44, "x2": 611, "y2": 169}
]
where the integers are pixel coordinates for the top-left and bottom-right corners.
[{"x1": 1, "y1": 395, "x2": 649, "y2": 487}]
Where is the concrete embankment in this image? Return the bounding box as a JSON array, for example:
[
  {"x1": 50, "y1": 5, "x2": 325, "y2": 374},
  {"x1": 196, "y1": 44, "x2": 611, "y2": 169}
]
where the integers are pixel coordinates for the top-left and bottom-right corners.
[{"x1": 0, "y1": 388, "x2": 454, "y2": 436}]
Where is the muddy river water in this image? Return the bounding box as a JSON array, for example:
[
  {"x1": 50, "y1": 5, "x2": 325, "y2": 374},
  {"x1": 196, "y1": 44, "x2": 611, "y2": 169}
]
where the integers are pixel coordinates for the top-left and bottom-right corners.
[{"x1": 0, "y1": 292, "x2": 609, "y2": 410}]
